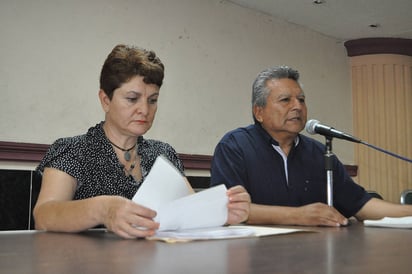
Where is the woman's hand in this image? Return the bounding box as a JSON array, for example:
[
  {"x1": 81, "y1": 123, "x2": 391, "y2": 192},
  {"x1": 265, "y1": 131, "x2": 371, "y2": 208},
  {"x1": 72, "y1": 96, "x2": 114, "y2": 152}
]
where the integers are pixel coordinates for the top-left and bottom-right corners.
[
  {"x1": 225, "y1": 185, "x2": 251, "y2": 225},
  {"x1": 103, "y1": 196, "x2": 159, "y2": 239}
]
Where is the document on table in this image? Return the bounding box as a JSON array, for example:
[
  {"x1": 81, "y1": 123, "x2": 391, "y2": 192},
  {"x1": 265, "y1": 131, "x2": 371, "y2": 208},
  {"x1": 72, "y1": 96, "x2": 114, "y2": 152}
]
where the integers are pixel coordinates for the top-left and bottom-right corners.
[
  {"x1": 132, "y1": 155, "x2": 228, "y2": 231},
  {"x1": 364, "y1": 216, "x2": 412, "y2": 228},
  {"x1": 148, "y1": 225, "x2": 308, "y2": 243}
]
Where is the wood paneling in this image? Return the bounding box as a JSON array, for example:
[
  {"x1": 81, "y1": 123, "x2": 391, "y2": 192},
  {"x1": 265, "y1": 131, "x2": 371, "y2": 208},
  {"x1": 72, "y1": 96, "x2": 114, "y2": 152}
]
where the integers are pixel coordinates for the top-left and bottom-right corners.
[{"x1": 350, "y1": 54, "x2": 412, "y2": 202}]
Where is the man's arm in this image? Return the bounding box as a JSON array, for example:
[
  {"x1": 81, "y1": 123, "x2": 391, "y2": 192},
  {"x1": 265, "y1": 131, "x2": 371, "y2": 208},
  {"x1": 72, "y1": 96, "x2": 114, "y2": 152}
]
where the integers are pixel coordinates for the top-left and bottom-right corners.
[
  {"x1": 355, "y1": 198, "x2": 412, "y2": 221},
  {"x1": 247, "y1": 202, "x2": 349, "y2": 227}
]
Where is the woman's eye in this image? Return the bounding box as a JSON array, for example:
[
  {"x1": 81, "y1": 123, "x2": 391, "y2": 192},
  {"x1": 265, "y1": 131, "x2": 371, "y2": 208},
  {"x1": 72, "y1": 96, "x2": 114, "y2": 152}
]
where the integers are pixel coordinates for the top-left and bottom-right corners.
[
  {"x1": 148, "y1": 97, "x2": 158, "y2": 104},
  {"x1": 126, "y1": 97, "x2": 138, "y2": 102}
]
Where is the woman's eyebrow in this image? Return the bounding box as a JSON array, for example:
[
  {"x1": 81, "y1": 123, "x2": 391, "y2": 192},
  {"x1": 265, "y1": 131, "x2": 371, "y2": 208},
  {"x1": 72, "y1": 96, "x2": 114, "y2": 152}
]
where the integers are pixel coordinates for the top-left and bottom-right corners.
[{"x1": 126, "y1": 90, "x2": 140, "y2": 95}]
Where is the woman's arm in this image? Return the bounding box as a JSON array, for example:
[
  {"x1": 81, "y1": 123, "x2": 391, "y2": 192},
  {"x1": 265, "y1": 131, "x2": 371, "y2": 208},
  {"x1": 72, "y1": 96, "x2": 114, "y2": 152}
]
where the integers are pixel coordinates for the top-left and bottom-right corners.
[{"x1": 33, "y1": 167, "x2": 159, "y2": 239}]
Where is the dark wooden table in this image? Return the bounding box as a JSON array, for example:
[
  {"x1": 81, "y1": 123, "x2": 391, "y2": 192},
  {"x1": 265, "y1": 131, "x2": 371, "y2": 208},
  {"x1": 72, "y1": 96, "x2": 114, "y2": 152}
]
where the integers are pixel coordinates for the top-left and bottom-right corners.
[{"x1": 0, "y1": 221, "x2": 411, "y2": 274}]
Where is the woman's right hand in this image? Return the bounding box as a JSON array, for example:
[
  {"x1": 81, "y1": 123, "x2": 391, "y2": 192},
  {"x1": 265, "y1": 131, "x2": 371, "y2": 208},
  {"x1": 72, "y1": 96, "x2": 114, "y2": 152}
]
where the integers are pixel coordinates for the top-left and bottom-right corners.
[{"x1": 102, "y1": 196, "x2": 160, "y2": 239}]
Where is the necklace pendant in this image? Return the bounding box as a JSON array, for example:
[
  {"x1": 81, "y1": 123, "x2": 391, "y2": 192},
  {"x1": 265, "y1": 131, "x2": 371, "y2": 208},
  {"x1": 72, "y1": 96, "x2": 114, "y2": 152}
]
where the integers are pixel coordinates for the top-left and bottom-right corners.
[{"x1": 124, "y1": 150, "x2": 131, "y2": 161}]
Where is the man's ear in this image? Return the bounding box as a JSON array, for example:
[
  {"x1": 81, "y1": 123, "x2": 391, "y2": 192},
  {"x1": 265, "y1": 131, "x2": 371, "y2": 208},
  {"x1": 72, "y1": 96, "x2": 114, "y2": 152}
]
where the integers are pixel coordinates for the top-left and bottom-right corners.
[
  {"x1": 98, "y1": 89, "x2": 110, "y2": 113},
  {"x1": 253, "y1": 105, "x2": 263, "y2": 123}
]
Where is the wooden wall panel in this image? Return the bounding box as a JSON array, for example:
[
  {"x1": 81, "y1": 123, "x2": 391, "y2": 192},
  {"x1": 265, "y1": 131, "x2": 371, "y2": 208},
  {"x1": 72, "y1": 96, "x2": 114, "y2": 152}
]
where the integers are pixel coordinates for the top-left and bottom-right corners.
[{"x1": 350, "y1": 54, "x2": 412, "y2": 202}]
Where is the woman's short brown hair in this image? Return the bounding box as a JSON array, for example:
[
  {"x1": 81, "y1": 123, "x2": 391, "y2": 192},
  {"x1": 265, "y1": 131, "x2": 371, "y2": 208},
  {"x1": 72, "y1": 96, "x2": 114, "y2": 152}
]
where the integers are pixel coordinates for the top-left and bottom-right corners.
[{"x1": 99, "y1": 44, "x2": 164, "y2": 99}]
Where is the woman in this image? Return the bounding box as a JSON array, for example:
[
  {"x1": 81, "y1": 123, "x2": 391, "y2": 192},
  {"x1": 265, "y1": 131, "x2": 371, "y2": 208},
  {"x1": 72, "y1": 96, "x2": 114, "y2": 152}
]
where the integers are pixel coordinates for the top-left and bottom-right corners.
[{"x1": 33, "y1": 44, "x2": 250, "y2": 239}]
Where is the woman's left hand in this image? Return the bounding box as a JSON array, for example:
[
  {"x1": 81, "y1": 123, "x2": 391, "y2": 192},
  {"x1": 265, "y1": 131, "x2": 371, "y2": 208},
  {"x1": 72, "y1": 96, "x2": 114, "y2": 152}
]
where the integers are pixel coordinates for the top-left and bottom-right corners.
[{"x1": 226, "y1": 185, "x2": 251, "y2": 224}]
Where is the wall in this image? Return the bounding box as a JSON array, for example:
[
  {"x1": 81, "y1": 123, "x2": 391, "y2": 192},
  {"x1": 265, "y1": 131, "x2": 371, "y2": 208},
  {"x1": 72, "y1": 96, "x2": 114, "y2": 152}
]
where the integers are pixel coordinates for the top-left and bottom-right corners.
[{"x1": 0, "y1": 0, "x2": 353, "y2": 164}]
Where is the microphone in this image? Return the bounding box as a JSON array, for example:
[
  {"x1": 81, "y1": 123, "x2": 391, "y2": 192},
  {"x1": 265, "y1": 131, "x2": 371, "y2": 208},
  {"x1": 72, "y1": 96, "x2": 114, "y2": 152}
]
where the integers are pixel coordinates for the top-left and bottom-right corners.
[{"x1": 305, "y1": 119, "x2": 361, "y2": 143}]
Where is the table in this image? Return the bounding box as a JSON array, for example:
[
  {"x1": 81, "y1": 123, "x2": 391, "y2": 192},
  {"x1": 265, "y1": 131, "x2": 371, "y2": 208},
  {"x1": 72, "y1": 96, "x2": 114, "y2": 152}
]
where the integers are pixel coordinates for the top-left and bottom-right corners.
[{"x1": 0, "y1": 221, "x2": 411, "y2": 274}]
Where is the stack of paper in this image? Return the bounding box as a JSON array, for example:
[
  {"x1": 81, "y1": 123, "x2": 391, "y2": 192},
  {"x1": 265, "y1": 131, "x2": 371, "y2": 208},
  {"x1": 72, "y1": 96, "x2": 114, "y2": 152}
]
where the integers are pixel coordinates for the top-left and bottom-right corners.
[
  {"x1": 364, "y1": 216, "x2": 412, "y2": 228},
  {"x1": 132, "y1": 155, "x2": 308, "y2": 242},
  {"x1": 149, "y1": 225, "x2": 306, "y2": 242},
  {"x1": 132, "y1": 155, "x2": 228, "y2": 231}
]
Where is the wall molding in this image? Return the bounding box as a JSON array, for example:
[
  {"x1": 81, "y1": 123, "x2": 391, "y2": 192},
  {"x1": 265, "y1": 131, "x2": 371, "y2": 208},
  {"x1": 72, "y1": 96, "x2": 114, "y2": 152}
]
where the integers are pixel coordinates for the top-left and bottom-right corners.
[
  {"x1": 0, "y1": 141, "x2": 50, "y2": 162},
  {"x1": 0, "y1": 141, "x2": 212, "y2": 170},
  {"x1": 344, "y1": 37, "x2": 412, "y2": 57},
  {"x1": 0, "y1": 141, "x2": 357, "y2": 176}
]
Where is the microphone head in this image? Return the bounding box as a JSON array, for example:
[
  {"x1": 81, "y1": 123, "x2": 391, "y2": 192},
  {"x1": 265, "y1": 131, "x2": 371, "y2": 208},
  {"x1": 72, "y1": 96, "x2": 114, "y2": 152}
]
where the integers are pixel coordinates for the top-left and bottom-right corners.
[{"x1": 305, "y1": 119, "x2": 319, "y2": 135}]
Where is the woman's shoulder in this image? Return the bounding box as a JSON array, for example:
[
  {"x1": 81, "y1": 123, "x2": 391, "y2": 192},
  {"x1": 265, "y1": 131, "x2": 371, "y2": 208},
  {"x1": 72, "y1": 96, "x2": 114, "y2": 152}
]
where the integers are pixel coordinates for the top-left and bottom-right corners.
[
  {"x1": 50, "y1": 129, "x2": 95, "y2": 153},
  {"x1": 140, "y1": 138, "x2": 176, "y2": 152},
  {"x1": 139, "y1": 137, "x2": 184, "y2": 174},
  {"x1": 47, "y1": 135, "x2": 83, "y2": 154},
  {"x1": 37, "y1": 123, "x2": 105, "y2": 172},
  {"x1": 51, "y1": 122, "x2": 104, "y2": 150}
]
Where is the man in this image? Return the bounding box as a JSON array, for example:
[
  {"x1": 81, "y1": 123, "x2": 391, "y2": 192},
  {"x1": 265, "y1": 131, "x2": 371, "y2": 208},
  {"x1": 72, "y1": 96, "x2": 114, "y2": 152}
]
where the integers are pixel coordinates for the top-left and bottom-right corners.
[{"x1": 210, "y1": 66, "x2": 412, "y2": 227}]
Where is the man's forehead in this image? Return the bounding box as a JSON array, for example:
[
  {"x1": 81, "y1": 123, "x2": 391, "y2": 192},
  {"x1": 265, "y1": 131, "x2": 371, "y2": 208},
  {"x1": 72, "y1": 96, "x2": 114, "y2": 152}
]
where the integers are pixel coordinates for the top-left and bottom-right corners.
[{"x1": 267, "y1": 78, "x2": 304, "y2": 94}]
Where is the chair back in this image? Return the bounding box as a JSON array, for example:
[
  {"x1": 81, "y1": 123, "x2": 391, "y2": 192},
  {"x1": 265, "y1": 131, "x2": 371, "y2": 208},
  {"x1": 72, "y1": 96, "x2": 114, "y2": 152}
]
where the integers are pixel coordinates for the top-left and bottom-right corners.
[{"x1": 400, "y1": 189, "x2": 412, "y2": 204}]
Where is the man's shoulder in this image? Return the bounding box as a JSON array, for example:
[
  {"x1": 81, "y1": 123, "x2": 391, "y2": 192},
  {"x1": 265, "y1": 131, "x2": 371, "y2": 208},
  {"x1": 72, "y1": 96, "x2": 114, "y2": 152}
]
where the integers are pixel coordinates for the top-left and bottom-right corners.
[
  {"x1": 298, "y1": 134, "x2": 326, "y2": 151},
  {"x1": 221, "y1": 124, "x2": 257, "y2": 139}
]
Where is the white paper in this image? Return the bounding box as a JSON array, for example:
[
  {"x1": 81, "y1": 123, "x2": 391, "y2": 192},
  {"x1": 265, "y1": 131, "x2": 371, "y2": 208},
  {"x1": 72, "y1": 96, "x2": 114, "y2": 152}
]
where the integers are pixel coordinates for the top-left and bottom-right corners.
[
  {"x1": 132, "y1": 155, "x2": 228, "y2": 231},
  {"x1": 364, "y1": 216, "x2": 412, "y2": 228},
  {"x1": 149, "y1": 225, "x2": 307, "y2": 242},
  {"x1": 155, "y1": 184, "x2": 228, "y2": 231},
  {"x1": 132, "y1": 155, "x2": 191, "y2": 212}
]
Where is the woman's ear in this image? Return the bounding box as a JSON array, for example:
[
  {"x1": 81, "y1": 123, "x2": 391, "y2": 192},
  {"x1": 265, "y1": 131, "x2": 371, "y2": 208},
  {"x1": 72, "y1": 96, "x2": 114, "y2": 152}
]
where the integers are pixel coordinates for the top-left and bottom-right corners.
[{"x1": 98, "y1": 89, "x2": 110, "y2": 113}]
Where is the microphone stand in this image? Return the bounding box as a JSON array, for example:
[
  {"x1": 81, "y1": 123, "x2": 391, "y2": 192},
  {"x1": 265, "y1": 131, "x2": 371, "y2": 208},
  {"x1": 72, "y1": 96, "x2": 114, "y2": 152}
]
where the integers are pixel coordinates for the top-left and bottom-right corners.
[{"x1": 324, "y1": 136, "x2": 334, "y2": 207}]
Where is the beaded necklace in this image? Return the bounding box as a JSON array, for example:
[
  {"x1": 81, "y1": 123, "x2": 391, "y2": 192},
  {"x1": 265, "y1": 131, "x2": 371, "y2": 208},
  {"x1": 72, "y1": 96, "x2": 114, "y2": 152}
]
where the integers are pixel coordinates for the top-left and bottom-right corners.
[
  {"x1": 124, "y1": 146, "x2": 140, "y2": 178},
  {"x1": 107, "y1": 139, "x2": 136, "y2": 161}
]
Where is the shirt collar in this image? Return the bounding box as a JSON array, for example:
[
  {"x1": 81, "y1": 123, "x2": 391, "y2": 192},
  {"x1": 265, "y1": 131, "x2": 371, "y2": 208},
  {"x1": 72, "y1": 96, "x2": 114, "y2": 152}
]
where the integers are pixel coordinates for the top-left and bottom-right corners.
[{"x1": 255, "y1": 122, "x2": 300, "y2": 147}]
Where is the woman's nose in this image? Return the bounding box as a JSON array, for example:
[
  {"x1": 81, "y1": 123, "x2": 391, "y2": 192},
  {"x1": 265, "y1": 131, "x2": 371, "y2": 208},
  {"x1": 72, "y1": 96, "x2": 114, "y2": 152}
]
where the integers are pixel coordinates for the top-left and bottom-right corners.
[{"x1": 137, "y1": 100, "x2": 149, "y2": 115}]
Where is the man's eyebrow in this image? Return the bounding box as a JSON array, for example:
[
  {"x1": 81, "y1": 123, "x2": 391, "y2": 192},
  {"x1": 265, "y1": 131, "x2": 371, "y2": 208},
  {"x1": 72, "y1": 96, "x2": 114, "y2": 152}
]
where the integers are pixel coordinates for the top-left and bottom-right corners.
[{"x1": 276, "y1": 92, "x2": 291, "y2": 98}]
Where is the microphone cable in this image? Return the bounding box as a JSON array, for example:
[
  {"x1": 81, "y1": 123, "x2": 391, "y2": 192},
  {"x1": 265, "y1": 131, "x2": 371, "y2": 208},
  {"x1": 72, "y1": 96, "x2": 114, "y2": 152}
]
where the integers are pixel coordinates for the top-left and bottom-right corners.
[{"x1": 360, "y1": 141, "x2": 412, "y2": 164}]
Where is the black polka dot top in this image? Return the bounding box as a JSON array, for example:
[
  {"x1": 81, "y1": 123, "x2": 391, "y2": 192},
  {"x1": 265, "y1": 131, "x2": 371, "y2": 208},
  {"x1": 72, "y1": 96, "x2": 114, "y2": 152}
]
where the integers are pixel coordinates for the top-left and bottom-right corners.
[{"x1": 36, "y1": 122, "x2": 185, "y2": 200}]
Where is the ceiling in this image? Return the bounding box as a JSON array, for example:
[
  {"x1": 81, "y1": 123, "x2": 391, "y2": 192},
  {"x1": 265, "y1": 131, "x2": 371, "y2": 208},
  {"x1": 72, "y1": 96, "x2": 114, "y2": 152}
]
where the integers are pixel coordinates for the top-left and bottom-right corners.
[{"x1": 228, "y1": 0, "x2": 412, "y2": 42}]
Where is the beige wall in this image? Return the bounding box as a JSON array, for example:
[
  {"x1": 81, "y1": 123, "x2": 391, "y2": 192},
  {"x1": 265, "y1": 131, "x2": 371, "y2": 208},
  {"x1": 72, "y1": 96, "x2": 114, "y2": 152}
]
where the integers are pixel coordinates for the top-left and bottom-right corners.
[{"x1": 0, "y1": 0, "x2": 353, "y2": 163}]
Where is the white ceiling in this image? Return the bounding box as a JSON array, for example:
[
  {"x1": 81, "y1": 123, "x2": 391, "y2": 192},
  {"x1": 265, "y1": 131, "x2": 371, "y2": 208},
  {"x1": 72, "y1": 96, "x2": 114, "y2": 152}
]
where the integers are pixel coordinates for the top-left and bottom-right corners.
[{"x1": 228, "y1": 0, "x2": 412, "y2": 41}]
